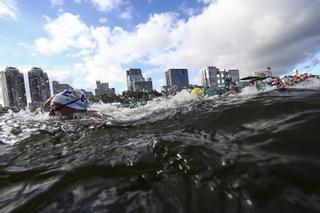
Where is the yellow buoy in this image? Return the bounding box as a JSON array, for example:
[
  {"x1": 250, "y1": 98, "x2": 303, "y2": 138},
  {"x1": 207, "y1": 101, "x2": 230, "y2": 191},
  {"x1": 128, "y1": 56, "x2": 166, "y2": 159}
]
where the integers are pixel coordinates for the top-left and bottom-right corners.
[{"x1": 191, "y1": 88, "x2": 202, "y2": 96}]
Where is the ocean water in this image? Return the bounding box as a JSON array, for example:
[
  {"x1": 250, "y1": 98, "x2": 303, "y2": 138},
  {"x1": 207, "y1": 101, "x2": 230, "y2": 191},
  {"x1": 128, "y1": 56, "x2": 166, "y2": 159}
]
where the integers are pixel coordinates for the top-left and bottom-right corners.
[{"x1": 0, "y1": 79, "x2": 320, "y2": 213}]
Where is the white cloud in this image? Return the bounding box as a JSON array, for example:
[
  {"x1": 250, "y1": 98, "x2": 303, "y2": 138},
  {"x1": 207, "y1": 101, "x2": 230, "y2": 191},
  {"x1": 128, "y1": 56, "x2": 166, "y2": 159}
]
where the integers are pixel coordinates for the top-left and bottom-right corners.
[
  {"x1": 0, "y1": 0, "x2": 17, "y2": 20},
  {"x1": 99, "y1": 17, "x2": 107, "y2": 24},
  {"x1": 35, "y1": 13, "x2": 95, "y2": 54},
  {"x1": 34, "y1": 12, "x2": 176, "y2": 89},
  {"x1": 50, "y1": 0, "x2": 63, "y2": 6},
  {"x1": 179, "y1": 1, "x2": 200, "y2": 17},
  {"x1": 74, "y1": 0, "x2": 81, "y2": 3},
  {"x1": 34, "y1": 0, "x2": 320, "y2": 91},
  {"x1": 119, "y1": 7, "x2": 132, "y2": 19},
  {"x1": 90, "y1": 0, "x2": 123, "y2": 11},
  {"x1": 47, "y1": 69, "x2": 76, "y2": 86},
  {"x1": 147, "y1": 0, "x2": 320, "y2": 76}
]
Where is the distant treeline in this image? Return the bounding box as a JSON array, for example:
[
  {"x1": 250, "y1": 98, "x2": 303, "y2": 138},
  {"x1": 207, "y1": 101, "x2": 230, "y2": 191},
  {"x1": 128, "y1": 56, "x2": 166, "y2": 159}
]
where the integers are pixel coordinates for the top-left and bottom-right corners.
[
  {"x1": 90, "y1": 90, "x2": 163, "y2": 103},
  {"x1": 0, "y1": 106, "x2": 9, "y2": 113}
]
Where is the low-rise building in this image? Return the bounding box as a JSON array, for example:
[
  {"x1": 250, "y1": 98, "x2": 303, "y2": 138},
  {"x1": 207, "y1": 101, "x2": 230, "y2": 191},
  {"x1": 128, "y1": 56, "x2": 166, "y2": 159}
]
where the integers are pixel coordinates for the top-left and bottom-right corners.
[
  {"x1": 95, "y1": 81, "x2": 115, "y2": 96},
  {"x1": 252, "y1": 67, "x2": 272, "y2": 77},
  {"x1": 134, "y1": 78, "x2": 153, "y2": 92}
]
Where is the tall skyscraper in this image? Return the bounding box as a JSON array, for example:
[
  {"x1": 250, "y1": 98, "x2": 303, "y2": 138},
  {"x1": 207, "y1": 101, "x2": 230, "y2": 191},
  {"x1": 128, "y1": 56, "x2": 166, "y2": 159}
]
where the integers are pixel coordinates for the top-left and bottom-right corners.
[
  {"x1": 200, "y1": 66, "x2": 240, "y2": 88},
  {"x1": 126, "y1": 68, "x2": 144, "y2": 92},
  {"x1": 95, "y1": 80, "x2": 115, "y2": 96},
  {"x1": 52, "y1": 81, "x2": 73, "y2": 94},
  {"x1": 0, "y1": 67, "x2": 27, "y2": 109},
  {"x1": 28, "y1": 67, "x2": 51, "y2": 106},
  {"x1": 165, "y1": 68, "x2": 189, "y2": 91},
  {"x1": 126, "y1": 68, "x2": 153, "y2": 92}
]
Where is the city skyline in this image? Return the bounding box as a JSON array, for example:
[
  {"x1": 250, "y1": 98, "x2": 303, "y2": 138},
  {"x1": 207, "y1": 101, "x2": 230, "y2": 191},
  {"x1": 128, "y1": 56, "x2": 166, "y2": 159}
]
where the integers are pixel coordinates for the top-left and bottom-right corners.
[
  {"x1": 0, "y1": 65, "x2": 188, "y2": 105},
  {"x1": 0, "y1": 0, "x2": 320, "y2": 95},
  {"x1": 0, "y1": 64, "x2": 239, "y2": 106},
  {"x1": 0, "y1": 62, "x2": 315, "y2": 106}
]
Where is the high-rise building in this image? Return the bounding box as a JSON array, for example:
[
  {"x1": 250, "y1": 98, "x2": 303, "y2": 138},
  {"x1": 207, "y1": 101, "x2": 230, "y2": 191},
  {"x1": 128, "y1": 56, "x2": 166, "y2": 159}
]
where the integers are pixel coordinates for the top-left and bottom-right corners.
[
  {"x1": 227, "y1": 69, "x2": 240, "y2": 83},
  {"x1": 126, "y1": 68, "x2": 153, "y2": 92},
  {"x1": 0, "y1": 67, "x2": 27, "y2": 109},
  {"x1": 28, "y1": 67, "x2": 51, "y2": 106},
  {"x1": 95, "y1": 80, "x2": 115, "y2": 96},
  {"x1": 165, "y1": 68, "x2": 189, "y2": 91},
  {"x1": 126, "y1": 68, "x2": 144, "y2": 92},
  {"x1": 134, "y1": 78, "x2": 153, "y2": 92},
  {"x1": 52, "y1": 81, "x2": 73, "y2": 94},
  {"x1": 200, "y1": 66, "x2": 240, "y2": 88},
  {"x1": 200, "y1": 66, "x2": 220, "y2": 88}
]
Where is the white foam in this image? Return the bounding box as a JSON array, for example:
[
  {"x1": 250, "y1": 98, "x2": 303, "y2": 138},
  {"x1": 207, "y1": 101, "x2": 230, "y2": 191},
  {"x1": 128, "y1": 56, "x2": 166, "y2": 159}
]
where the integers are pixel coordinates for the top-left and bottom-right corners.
[
  {"x1": 1, "y1": 79, "x2": 319, "y2": 145},
  {"x1": 290, "y1": 78, "x2": 320, "y2": 89},
  {"x1": 0, "y1": 110, "x2": 50, "y2": 145},
  {"x1": 90, "y1": 90, "x2": 198, "y2": 122},
  {"x1": 239, "y1": 84, "x2": 276, "y2": 96},
  {"x1": 0, "y1": 90, "x2": 199, "y2": 145}
]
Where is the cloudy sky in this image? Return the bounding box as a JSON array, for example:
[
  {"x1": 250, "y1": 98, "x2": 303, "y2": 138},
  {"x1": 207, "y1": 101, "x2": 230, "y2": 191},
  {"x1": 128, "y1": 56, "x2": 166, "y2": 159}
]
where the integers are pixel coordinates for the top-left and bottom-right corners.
[{"x1": 0, "y1": 0, "x2": 320, "y2": 94}]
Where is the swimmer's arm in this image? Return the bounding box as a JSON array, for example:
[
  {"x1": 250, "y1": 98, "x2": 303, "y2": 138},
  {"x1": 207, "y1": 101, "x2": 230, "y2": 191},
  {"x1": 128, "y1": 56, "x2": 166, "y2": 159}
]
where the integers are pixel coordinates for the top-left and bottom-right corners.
[{"x1": 42, "y1": 96, "x2": 54, "y2": 110}]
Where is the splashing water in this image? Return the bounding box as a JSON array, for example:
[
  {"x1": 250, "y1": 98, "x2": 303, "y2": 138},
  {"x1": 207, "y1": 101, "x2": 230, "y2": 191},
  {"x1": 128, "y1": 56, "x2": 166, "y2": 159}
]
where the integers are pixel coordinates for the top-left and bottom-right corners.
[
  {"x1": 1, "y1": 79, "x2": 320, "y2": 145},
  {"x1": 90, "y1": 90, "x2": 198, "y2": 122}
]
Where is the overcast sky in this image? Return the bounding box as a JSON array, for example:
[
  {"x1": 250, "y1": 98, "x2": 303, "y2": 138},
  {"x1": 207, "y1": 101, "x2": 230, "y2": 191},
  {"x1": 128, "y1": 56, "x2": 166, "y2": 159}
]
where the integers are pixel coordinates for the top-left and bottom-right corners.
[{"x1": 0, "y1": 0, "x2": 320, "y2": 95}]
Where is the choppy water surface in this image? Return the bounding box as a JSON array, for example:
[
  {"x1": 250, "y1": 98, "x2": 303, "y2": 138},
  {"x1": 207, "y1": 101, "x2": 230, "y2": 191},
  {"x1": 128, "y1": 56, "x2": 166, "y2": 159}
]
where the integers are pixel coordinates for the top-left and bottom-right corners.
[{"x1": 1, "y1": 80, "x2": 320, "y2": 213}]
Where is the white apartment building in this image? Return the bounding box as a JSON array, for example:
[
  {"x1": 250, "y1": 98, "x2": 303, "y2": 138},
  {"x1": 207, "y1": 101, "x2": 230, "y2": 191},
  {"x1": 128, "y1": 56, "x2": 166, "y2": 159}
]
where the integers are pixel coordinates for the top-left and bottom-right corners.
[{"x1": 200, "y1": 66, "x2": 240, "y2": 88}]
